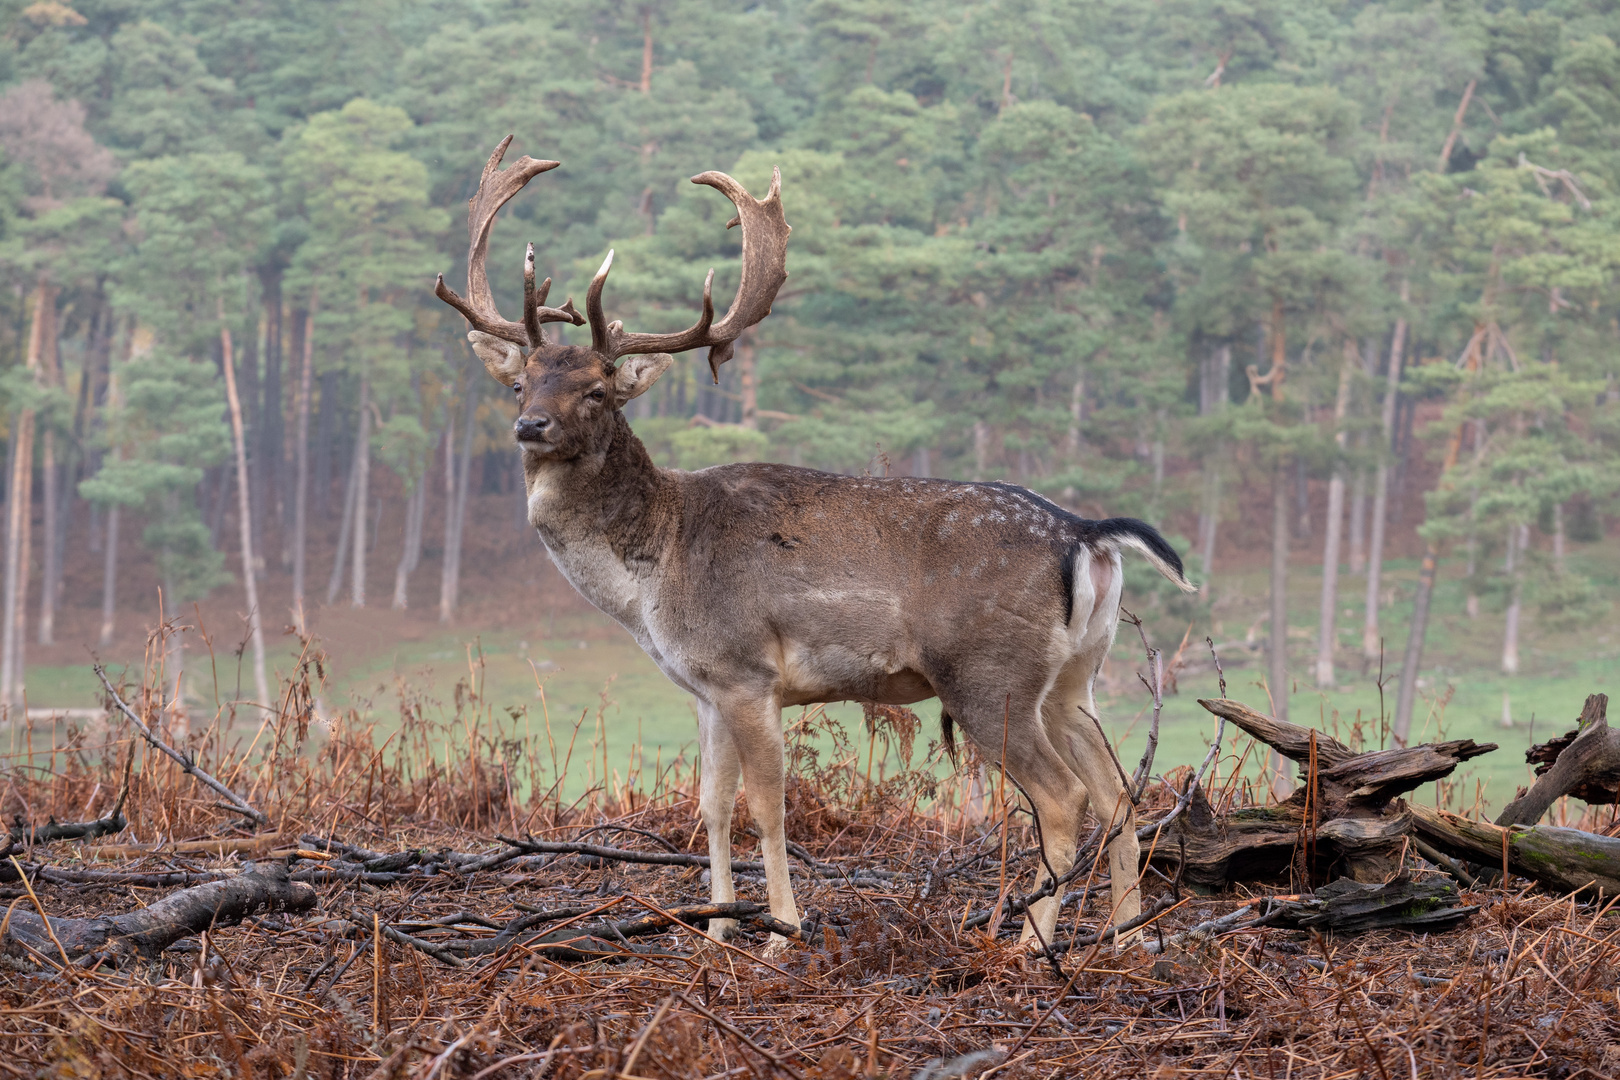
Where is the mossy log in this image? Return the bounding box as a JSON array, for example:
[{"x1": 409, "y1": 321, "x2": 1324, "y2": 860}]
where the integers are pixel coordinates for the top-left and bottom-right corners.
[
  {"x1": 1409, "y1": 802, "x2": 1620, "y2": 897},
  {"x1": 1145, "y1": 698, "x2": 1496, "y2": 888}
]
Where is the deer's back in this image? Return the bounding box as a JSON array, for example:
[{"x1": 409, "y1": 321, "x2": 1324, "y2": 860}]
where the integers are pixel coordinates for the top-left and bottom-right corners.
[{"x1": 650, "y1": 463, "x2": 1104, "y2": 705}]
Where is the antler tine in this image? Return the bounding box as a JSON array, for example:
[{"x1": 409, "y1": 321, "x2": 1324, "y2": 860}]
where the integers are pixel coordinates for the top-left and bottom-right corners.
[
  {"x1": 434, "y1": 137, "x2": 583, "y2": 347},
  {"x1": 523, "y1": 244, "x2": 543, "y2": 348},
  {"x1": 592, "y1": 167, "x2": 790, "y2": 377}
]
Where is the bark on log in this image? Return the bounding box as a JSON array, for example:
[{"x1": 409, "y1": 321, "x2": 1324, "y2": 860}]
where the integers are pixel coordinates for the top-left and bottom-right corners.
[
  {"x1": 1146, "y1": 699, "x2": 1495, "y2": 887},
  {"x1": 1409, "y1": 802, "x2": 1620, "y2": 897},
  {"x1": 1497, "y1": 693, "x2": 1616, "y2": 827},
  {"x1": 2, "y1": 863, "x2": 316, "y2": 961},
  {"x1": 1253, "y1": 875, "x2": 1475, "y2": 934}
]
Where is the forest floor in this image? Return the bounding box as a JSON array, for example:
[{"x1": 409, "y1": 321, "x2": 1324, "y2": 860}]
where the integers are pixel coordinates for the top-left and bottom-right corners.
[{"x1": 3, "y1": 649, "x2": 1618, "y2": 1078}]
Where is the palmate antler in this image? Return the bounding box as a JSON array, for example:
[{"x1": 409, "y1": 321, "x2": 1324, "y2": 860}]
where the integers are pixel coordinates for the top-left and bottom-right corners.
[
  {"x1": 436, "y1": 137, "x2": 790, "y2": 381},
  {"x1": 434, "y1": 136, "x2": 585, "y2": 350}
]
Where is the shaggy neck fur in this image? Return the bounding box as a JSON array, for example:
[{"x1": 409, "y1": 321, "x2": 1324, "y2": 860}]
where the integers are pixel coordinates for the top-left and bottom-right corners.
[{"x1": 522, "y1": 409, "x2": 673, "y2": 570}]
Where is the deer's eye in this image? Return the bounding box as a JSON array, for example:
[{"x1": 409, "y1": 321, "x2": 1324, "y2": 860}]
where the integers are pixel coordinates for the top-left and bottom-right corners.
[
  {"x1": 512, "y1": 382, "x2": 522, "y2": 395},
  {"x1": 588, "y1": 388, "x2": 607, "y2": 402}
]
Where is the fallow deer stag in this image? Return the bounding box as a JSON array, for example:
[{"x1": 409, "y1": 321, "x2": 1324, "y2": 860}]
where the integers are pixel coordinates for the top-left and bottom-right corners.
[{"x1": 435, "y1": 138, "x2": 1195, "y2": 952}]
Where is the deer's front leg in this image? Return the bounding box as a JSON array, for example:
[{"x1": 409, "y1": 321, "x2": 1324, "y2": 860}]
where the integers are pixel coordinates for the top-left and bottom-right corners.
[
  {"x1": 724, "y1": 693, "x2": 799, "y2": 952},
  {"x1": 697, "y1": 699, "x2": 742, "y2": 941}
]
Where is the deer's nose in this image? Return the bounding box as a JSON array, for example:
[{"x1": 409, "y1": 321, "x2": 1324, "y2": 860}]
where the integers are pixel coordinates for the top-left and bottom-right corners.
[{"x1": 514, "y1": 414, "x2": 551, "y2": 441}]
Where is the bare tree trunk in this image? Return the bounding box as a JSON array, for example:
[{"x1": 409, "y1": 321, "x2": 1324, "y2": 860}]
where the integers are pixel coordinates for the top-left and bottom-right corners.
[
  {"x1": 972, "y1": 420, "x2": 989, "y2": 480},
  {"x1": 325, "y1": 429, "x2": 360, "y2": 606},
  {"x1": 350, "y1": 368, "x2": 370, "y2": 608},
  {"x1": 99, "y1": 504, "x2": 118, "y2": 646},
  {"x1": 1393, "y1": 324, "x2": 1480, "y2": 744},
  {"x1": 1501, "y1": 521, "x2": 1526, "y2": 675},
  {"x1": 219, "y1": 317, "x2": 270, "y2": 714},
  {"x1": 1270, "y1": 457, "x2": 1292, "y2": 797},
  {"x1": 1552, "y1": 501, "x2": 1566, "y2": 574},
  {"x1": 291, "y1": 294, "x2": 315, "y2": 630},
  {"x1": 737, "y1": 331, "x2": 757, "y2": 430},
  {"x1": 439, "y1": 382, "x2": 478, "y2": 623},
  {"x1": 1196, "y1": 344, "x2": 1229, "y2": 594},
  {"x1": 260, "y1": 266, "x2": 284, "y2": 551},
  {"x1": 2, "y1": 278, "x2": 49, "y2": 710},
  {"x1": 36, "y1": 430, "x2": 56, "y2": 646},
  {"x1": 1347, "y1": 460, "x2": 1368, "y2": 575},
  {"x1": 1363, "y1": 296, "x2": 1408, "y2": 665},
  {"x1": 1314, "y1": 346, "x2": 1355, "y2": 688},
  {"x1": 161, "y1": 577, "x2": 186, "y2": 736},
  {"x1": 1067, "y1": 372, "x2": 1085, "y2": 457},
  {"x1": 391, "y1": 482, "x2": 426, "y2": 609}
]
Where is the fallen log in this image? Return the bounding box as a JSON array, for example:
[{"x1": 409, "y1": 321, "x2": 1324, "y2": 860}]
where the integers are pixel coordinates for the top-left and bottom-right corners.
[
  {"x1": 1497, "y1": 693, "x2": 1616, "y2": 827},
  {"x1": 1409, "y1": 802, "x2": 1620, "y2": 896},
  {"x1": 2, "y1": 862, "x2": 316, "y2": 962},
  {"x1": 1145, "y1": 698, "x2": 1496, "y2": 887},
  {"x1": 1252, "y1": 875, "x2": 1476, "y2": 934}
]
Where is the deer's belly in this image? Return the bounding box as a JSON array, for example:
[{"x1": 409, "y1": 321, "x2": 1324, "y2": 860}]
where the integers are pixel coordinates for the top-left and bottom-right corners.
[{"x1": 772, "y1": 638, "x2": 935, "y2": 708}]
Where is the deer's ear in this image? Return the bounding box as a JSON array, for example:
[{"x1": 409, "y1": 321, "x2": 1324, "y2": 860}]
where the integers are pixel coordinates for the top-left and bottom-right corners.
[
  {"x1": 614, "y1": 352, "x2": 674, "y2": 405},
  {"x1": 468, "y1": 331, "x2": 524, "y2": 386}
]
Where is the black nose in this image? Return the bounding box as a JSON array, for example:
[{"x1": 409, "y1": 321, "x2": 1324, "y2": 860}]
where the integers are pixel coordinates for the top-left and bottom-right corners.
[{"x1": 514, "y1": 415, "x2": 550, "y2": 441}]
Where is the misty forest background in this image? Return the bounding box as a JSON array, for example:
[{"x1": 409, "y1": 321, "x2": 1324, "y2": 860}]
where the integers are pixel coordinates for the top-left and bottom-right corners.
[{"x1": 0, "y1": 0, "x2": 1617, "y2": 808}]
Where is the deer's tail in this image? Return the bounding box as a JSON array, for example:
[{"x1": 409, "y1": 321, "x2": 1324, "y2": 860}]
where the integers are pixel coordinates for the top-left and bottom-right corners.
[{"x1": 1091, "y1": 518, "x2": 1196, "y2": 593}]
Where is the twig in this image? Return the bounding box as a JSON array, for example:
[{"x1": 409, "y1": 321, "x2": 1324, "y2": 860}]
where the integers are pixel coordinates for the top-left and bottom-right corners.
[{"x1": 93, "y1": 663, "x2": 269, "y2": 827}]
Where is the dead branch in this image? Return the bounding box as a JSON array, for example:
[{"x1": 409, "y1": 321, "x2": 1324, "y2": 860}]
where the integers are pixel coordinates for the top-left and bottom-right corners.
[
  {"x1": 1497, "y1": 693, "x2": 1616, "y2": 827},
  {"x1": 6, "y1": 746, "x2": 131, "y2": 849},
  {"x1": 94, "y1": 663, "x2": 270, "y2": 827},
  {"x1": 2, "y1": 862, "x2": 315, "y2": 961}
]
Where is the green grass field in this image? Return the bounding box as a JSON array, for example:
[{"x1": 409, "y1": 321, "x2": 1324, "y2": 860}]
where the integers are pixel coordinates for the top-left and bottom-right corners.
[{"x1": 13, "y1": 542, "x2": 1618, "y2": 816}]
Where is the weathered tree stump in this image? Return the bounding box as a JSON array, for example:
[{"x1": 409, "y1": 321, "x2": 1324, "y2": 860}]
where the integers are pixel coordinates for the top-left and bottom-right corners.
[
  {"x1": 1146, "y1": 698, "x2": 1496, "y2": 888},
  {"x1": 1497, "y1": 693, "x2": 1616, "y2": 827}
]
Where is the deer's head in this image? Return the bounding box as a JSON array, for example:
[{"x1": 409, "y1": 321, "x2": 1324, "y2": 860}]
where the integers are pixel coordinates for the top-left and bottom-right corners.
[{"x1": 435, "y1": 138, "x2": 790, "y2": 462}]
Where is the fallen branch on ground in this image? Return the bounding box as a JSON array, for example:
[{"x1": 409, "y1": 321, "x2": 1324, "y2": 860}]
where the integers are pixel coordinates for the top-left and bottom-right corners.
[
  {"x1": 94, "y1": 663, "x2": 270, "y2": 827},
  {"x1": 2, "y1": 862, "x2": 315, "y2": 962}
]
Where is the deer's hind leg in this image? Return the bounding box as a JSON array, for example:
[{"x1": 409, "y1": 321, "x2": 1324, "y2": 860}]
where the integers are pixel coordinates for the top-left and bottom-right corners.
[{"x1": 935, "y1": 675, "x2": 1089, "y2": 952}]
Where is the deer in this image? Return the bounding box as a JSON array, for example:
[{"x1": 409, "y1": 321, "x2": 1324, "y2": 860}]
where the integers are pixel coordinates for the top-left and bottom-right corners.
[{"x1": 434, "y1": 138, "x2": 1196, "y2": 954}]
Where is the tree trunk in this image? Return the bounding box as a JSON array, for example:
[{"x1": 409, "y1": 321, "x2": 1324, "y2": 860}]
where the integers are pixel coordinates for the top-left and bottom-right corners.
[
  {"x1": 2, "y1": 278, "x2": 50, "y2": 710},
  {"x1": 219, "y1": 317, "x2": 270, "y2": 715},
  {"x1": 1270, "y1": 457, "x2": 1292, "y2": 797},
  {"x1": 392, "y1": 481, "x2": 426, "y2": 610},
  {"x1": 1392, "y1": 324, "x2": 1482, "y2": 743},
  {"x1": 1314, "y1": 346, "x2": 1355, "y2": 688},
  {"x1": 99, "y1": 504, "x2": 118, "y2": 646},
  {"x1": 325, "y1": 430, "x2": 360, "y2": 606},
  {"x1": 260, "y1": 266, "x2": 284, "y2": 547},
  {"x1": 439, "y1": 382, "x2": 478, "y2": 623},
  {"x1": 161, "y1": 569, "x2": 185, "y2": 734},
  {"x1": 36, "y1": 430, "x2": 56, "y2": 646},
  {"x1": 313, "y1": 369, "x2": 337, "y2": 517},
  {"x1": 240, "y1": 319, "x2": 265, "y2": 582},
  {"x1": 1501, "y1": 521, "x2": 1526, "y2": 676},
  {"x1": 1363, "y1": 300, "x2": 1408, "y2": 665},
  {"x1": 1553, "y1": 500, "x2": 1566, "y2": 574},
  {"x1": 738, "y1": 330, "x2": 757, "y2": 430},
  {"x1": 291, "y1": 294, "x2": 315, "y2": 630},
  {"x1": 351, "y1": 368, "x2": 370, "y2": 608},
  {"x1": 1346, "y1": 460, "x2": 1367, "y2": 575}
]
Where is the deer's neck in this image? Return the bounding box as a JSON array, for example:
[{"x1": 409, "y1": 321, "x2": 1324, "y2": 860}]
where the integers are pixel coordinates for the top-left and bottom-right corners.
[{"x1": 523, "y1": 413, "x2": 673, "y2": 622}]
